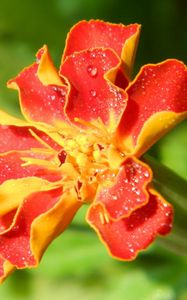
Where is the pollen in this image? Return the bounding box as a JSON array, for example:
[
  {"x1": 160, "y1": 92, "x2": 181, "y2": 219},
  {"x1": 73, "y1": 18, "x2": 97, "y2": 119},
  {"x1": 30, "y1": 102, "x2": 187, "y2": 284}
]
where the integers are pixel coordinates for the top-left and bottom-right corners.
[
  {"x1": 65, "y1": 139, "x2": 78, "y2": 151},
  {"x1": 93, "y1": 149, "x2": 102, "y2": 162},
  {"x1": 75, "y1": 134, "x2": 93, "y2": 153},
  {"x1": 76, "y1": 152, "x2": 89, "y2": 169}
]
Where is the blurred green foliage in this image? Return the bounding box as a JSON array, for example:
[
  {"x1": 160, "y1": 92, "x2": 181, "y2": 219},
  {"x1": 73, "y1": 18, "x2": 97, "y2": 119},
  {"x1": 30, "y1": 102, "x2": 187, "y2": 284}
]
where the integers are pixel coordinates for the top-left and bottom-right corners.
[{"x1": 0, "y1": 0, "x2": 187, "y2": 299}]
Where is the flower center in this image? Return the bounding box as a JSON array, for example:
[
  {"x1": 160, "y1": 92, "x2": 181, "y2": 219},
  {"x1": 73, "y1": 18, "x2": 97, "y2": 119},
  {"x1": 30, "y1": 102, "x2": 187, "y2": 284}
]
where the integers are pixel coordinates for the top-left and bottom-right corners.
[
  {"x1": 61, "y1": 119, "x2": 124, "y2": 175},
  {"x1": 22, "y1": 119, "x2": 125, "y2": 203}
]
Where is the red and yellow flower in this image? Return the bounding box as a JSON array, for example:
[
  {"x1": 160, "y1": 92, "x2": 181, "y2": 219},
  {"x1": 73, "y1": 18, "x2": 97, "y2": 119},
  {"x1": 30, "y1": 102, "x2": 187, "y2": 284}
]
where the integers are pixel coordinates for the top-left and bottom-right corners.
[{"x1": 0, "y1": 20, "x2": 186, "y2": 282}]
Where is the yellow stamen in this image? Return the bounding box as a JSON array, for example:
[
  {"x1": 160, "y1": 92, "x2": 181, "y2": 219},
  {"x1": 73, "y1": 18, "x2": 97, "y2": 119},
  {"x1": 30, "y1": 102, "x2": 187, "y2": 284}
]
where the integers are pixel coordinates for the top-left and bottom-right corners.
[
  {"x1": 93, "y1": 150, "x2": 102, "y2": 162},
  {"x1": 21, "y1": 157, "x2": 58, "y2": 169},
  {"x1": 96, "y1": 117, "x2": 110, "y2": 137},
  {"x1": 60, "y1": 163, "x2": 79, "y2": 179},
  {"x1": 66, "y1": 139, "x2": 78, "y2": 150},
  {"x1": 99, "y1": 210, "x2": 110, "y2": 225},
  {"x1": 29, "y1": 129, "x2": 56, "y2": 153},
  {"x1": 104, "y1": 212, "x2": 110, "y2": 223},
  {"x1": 74, "y1": 117, "x2": 100, "y2": 131},
  {"x1": 54, "y1": 120, "x2": 79, "y2": 135},
  {"x1": 31, "y1": 147, "x2": 54, "y2": 154},
  {"x1": 99, "y1": 211, "x2": 105, "y2": 225},
  {"x1": 76, "y1": 153, "x2": 89, "y2": 169},
  {"x1": 75, "y1": 134, "x2": 93, "y2": 153}
]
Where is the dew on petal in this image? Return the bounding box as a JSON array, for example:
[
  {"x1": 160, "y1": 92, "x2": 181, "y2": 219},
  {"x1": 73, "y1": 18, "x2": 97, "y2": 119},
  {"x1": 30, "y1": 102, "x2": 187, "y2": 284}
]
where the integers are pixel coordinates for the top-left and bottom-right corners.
[
  {"x1": 143, "y1": 170, "x2": 150, "y2": 178},
  {"x1": 136, "y1": 198, "x2": 141, "y2": 202},
  {"x1": 87, "y1": 65, "x2": 98, "y2": 77},
  {"x1": 90, "y1": 52, "x2": 96, "y2": 58},
  {"x1": 90, "y1": 89, "x2": 97, "y2": 97},
  {"x1": 129, "y1": 248, "x2": 135, "y2": 253},
  {"x1": 51, "y1": 95, "x2": 56, "y2": 101}
]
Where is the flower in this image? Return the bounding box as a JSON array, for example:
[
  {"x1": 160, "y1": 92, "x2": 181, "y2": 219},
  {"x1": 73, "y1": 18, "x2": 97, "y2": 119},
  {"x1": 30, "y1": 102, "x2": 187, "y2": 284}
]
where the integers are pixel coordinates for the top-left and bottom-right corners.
[{"x1": 0, "y1": 20, "x2": 187, "y2": 282}]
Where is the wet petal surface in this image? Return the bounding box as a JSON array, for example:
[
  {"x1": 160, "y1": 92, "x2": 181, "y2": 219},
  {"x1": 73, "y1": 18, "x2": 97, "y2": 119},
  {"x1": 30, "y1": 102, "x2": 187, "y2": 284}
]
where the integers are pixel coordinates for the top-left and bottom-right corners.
[
  {"x1": 61, "y1": 48, "x2": 127, "y2": 129},
  {"x1": 0, "y1": 187, "x2": 62, "y2": 267},
  {"x1": 0, "y1": 151, "x2": 62, "y2": 184},
  {"x1": 63, "y1": 20, "x2": 140, "y2": 75},
  {"x1": 117, "y1": 60, "x2": 187, "y2": 155},
  {"x1": 87, "y1": 190, "x2": 173, "y2": 260},
  {"x1": 95, "y1": 157, "x2": 152, "y2": 220},
  {"x1": 0, "y1": 124, "x2": 61, "y2": 153},
  {"x1": 8, "y1": 46, "x2": 68, "y2": 125}
]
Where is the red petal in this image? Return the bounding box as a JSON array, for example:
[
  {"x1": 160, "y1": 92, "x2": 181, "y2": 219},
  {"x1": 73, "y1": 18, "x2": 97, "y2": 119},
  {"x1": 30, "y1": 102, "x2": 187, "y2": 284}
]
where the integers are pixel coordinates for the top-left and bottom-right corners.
[
  {"x1": 87, "y1": 190, "x2": 173, "y2": 260},
  {"x1": 60, "y1": 48, "x2": 127, "y2": 128},
  {"x1": 0, "y1": 187, "x2": 62, "y2": 267},
  {"x1": 0, "y1": 124, "x2": 61, "y2": 153},
  {"x1": 115, "y1": 68, "x2": 129, "y2": 89},
  {"x1": 117, "y1": 60, "x2": 187, "y2": 155},
  {"x1": 7, "y1": 46, "x2": 68, "y2": 125},
  {"x1": 0, "y1": 211, "x2": 16, "y2": 232},
  {"x1": 63, "y1": 20, "x2": 139, "y2": 63},
  {"x1": 95, "y1": 157, "x2": 152, "y2": 220},
  {"x1": 0, "y1": 151, "x2": 62, "y2": 184}
]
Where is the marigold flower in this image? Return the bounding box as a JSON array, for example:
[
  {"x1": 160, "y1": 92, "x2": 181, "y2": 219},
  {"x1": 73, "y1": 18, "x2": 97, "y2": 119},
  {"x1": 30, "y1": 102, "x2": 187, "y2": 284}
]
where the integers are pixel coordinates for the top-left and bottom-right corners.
[{"x1": 0, "y1": 20, "x2": 187, "y2": 282}]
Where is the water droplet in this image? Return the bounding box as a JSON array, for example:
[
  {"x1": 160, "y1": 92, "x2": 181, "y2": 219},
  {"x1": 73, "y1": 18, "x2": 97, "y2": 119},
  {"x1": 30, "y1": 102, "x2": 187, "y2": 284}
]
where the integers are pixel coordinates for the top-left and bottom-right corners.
[
  {"x1": 51, "y1": 95, "x2": 56, "y2": 101},
  {"x1": 90, "y1": 89, "x2": 97, "y2": 97},
  {"x1": 143, "y1": 171, "x2": 149, "y2": 178},
  {"x1": 112, "y1": 195, "x2": 118, "y2": 201},
  {"x1": 137, "y1": 168, "x2": 142, "y2": 174},
  {"x1": 165, "y1": 212, "x2": 170, "y2": 217},
  {"x1": 132, "y1": 187, "x2": 141, "y2": 195},
  {"x1": 123, "y1": 206, "x2": 129, "y2": 211},
  {"x1": 52, "y1": 86, "x2": 66, "y2": 97},
  {"x1": 87, "y1": 65, "x2": 98, "y2": 77},
  {"x1": 90, "y1": 52, "x2": 96, "y2": 58}
]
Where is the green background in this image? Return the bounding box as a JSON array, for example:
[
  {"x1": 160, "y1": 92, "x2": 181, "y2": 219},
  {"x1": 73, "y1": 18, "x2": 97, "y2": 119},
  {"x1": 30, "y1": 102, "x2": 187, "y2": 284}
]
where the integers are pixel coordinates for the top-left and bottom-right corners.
[{"x1": 0, "y1": 0, "x2": 187, "y2": 299}]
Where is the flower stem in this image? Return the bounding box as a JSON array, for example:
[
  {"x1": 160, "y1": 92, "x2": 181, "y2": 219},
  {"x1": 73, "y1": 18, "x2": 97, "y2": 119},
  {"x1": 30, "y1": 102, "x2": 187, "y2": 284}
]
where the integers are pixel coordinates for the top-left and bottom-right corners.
[{"x1": 143, "y1": 154, "x2": 187, "y2": 255}]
